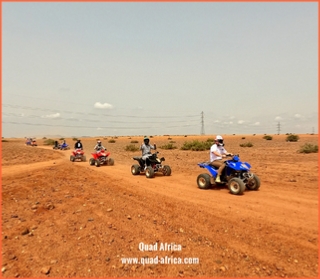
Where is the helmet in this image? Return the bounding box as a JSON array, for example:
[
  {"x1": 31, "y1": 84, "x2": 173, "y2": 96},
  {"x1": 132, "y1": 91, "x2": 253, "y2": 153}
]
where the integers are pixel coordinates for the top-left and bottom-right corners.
[
  {"x1": 143, "y1": 136, "x2": 150, "y2": 144},
  {"x1": 215, "y1": 135, "x2": 224, "y2": 146},
  {"x1": 97, "y1": 140, "x2": 101, "y2": 145}
]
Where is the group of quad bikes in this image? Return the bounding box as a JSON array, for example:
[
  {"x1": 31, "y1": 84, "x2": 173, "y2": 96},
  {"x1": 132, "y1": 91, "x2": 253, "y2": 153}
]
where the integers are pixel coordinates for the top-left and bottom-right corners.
[{"x1": 54, "y1": 143, "x2": 260, "y2": 195}]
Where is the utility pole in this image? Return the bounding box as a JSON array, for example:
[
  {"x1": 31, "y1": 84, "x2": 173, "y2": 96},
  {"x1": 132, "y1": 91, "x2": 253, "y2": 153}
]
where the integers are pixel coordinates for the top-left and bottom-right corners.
[
  {"x1": 277, "y1": 122, "x2": 281, "y2": 135},
  {"x1": 200, "y1": 111, "x2": 205, "y2": 135}
]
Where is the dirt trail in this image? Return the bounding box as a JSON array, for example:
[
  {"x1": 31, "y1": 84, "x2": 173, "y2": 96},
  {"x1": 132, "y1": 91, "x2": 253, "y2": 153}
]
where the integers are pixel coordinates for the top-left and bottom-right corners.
[{"x1": 1, "y1": 137, "x2": 318, "y2": 278}]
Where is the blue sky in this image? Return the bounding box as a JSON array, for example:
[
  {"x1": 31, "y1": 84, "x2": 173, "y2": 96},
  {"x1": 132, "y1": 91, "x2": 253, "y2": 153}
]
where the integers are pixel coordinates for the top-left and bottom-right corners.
[{"x1": 2, "y1": 2, "x2": 318, "y2": 137}]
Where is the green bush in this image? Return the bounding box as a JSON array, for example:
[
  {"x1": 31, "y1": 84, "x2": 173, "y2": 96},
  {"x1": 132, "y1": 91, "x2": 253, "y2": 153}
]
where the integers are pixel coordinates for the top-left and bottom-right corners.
[
  {"x1": 181, "y1": 140, "x2": 212, "y2": 151},
  {"x1": 125, "y1": 144, "x2": 139, "y2": 152},
  {"x1": 263, "y1": 135, "x2": 273, "y2": 140},
  {"x1": 160, "y1": 143, "x2": 177, "y2": 150},
  {"x1": 286, "y1": 134, "x2": 299, "y2": 142},
  {"x1": 108, "y1": 139, "x2": 116, "y2": 143},
  {"x1": 239, "y1": 142, "x2": 253, "y2": 147},
  {"x1": 206, "y1": 138, "x2": 215, "y2": 142},
  {"x1": 131, "y1": 140, "x2": 139, "y2": 144},
  {"x1": 44, "y1": 139, "x2": 55, "y2": 145},
  {"x1": 298, "y1": 143, "x2": 318, "y2": 153}
]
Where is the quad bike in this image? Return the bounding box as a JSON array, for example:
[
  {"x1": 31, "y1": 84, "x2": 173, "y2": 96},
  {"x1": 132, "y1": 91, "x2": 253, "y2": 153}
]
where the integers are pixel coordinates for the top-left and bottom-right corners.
[
  {"x1": 70, "y1": 149, "x2": 86, "y2": 162},
  {"x1": 89, "y1": 149, "x2": 114, "y2": 167},
  {"x1": 59, "y1": 143, "x2": 70, "y2": 150},
  {"x1": 31, "y1": 140, "x2": 37, "y2": 147},
  {"x1": 131, "y1": 151, "x2": 171, "y2": 178},
  {"x1": 197, "y1": 154, "x2": 260, "y2": 195}
]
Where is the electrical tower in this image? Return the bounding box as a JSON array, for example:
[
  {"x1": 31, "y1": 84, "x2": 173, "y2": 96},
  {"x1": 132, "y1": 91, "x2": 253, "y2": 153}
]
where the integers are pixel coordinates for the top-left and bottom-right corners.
[
  {"x1": 200, "y1": 111, "x2": 205, "y2": 135},
  {"x1": 277, "y1": 122, "x2": 281, "y2": 135}
]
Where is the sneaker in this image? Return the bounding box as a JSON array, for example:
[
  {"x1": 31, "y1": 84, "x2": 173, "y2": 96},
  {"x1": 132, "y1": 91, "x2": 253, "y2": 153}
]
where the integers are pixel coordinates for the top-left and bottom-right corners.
[{"x1": 215, "y1": 176, "x2": 221, "y2": 183}]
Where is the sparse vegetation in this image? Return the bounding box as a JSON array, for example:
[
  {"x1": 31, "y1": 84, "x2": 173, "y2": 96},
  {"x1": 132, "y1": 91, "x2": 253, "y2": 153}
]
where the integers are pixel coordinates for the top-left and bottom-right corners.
[
  {"x1": 59, "y1": 138, "x2": 65, "y2": 140},
  {"x1": 181, "y1": 140, "x2": 212, "y2": 151},
  {"x1": 298, "y1": 143, "x2": 318, "y2": 154},
  {"x1": 125, "y1": 144, "x2": 139, "y2": 152},
  {"x1": 108, "y1": 139, "x2": 116, "y2": 143},
  {"x1": 131, "y1": 140, "x2": 139, "y2": 144},
  {"x1": 206, "y1": 138, "x2": 215, "y2": 142},
  {"x1": 263, "y1": 135, "x2": 273, "y2": 140},
  {"x1": 169, "y1": 141, "x2": 176, "y2": 144},
  {"x1": 44, "y1": 139, "x2": 55, "y2": 145},
  {"x1": 240, "y1": 142, "x2": 253, "y2": 147},
  {"x1": 159, "y1": 143, "x2": 177, "y2": 150},
  {"x1": 2, "y1": 139, "x2": 8, "y2": 142},
  {"x1": 241, "y1": 137, "x2": 246, "y2": 140},
  {"x1": 72, "y1": 138, "x2": 78, "y2": 141},
  {"x1": 168, "y1": 137, "x2": 172, "y2": 140},
  {"x1": 42, "y1": 137, "x2": 47, "y2": 139},
  {"x1": 286, "y1": 134, "x2": 299, "y2": 142}
]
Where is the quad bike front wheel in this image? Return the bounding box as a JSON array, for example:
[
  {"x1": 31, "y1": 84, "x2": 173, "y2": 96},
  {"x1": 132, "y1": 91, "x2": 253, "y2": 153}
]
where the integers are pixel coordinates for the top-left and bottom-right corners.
[
  {"x1": 95, "y1": 160, "x2": 101, "y2": 167},
  {"x1": 197, "y1": 173, "x2": 211, "y2": 190},
  {"x1": 245, "y1": 173, "x2": 261, "y2": 190},
  {"x1": 107, "y1": 158, "x2": 115, "y2": 166},
  {"x1": 162, "y1": 165, "x2": 171, "y2": 176},
  {"x1": 131, "y1": 164, "x2": 140, "y2": 175},
  {"x1": 145, "y1": 166, "x2": 155, "y2": 178},
  {"x1": 70, "y1": 155, "x2": 75, "y2": 162},
  {"x1": 89, "y1": 158, "x2": 95, "y2": 166},
  {"x1": 228, "y1": 178, "x2": 245, "y2": 195}
]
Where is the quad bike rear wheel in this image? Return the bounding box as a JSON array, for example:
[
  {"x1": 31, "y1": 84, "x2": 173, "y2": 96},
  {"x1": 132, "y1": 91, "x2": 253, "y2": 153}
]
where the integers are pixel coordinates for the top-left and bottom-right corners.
[
  {"x1": 197, "y1": 173, "x2": 211, "y2": 190},
  {"x1": 228, "y1": 178, "x2": 245, "y2": 195},
  {"x1": 89, "y1": 158, "x2": 95, "y2": 166},
  {"x1": 145, "y1": 166, "x2": 155, "y2": 178},
  {"x1": 131, "y1": 164, "x2": 140, "y2": 175},
  {"x1": 162, "y1": 165, "x2": 171, "y2": 176},
  {"x1": 108, "y1": 158, "x2": 115, "y2": 166},
  {"x1": 245, "y1": 173, "x2": 261, "y2": 190},
  {"x1": 70, "y1": 155, "x2": 75, "y2": 162}
]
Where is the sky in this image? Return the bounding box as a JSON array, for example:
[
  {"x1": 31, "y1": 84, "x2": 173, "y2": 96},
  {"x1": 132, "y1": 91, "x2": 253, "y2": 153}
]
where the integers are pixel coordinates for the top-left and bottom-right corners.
[{"x1": 2, "y1": 1, "x2": 318, "y2": 138}]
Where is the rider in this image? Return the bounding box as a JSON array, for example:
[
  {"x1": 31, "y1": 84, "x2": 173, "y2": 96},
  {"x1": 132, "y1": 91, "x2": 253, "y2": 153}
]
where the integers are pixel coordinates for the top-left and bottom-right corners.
[
  {"x1": 74, "y1": 139, "x2": 83, "y2": 150},
  {"x1": 94, "y1": 140, "x2": 106, "y2": 152},
  {"x1": 209, "y1": 135, "x2": 233, "y2": 183},
  {"x1": 60, "y1": 140, "x2": 68, "y2": 149},
  {"x1": 140, "y1": 136, "x2": 156, "y2": 167}
]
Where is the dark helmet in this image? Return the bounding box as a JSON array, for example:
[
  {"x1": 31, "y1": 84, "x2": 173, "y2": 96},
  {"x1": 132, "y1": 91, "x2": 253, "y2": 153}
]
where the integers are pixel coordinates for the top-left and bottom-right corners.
[
  {"x1": 215, "y1": 135, "x2": 224, "y2": 146},
  {"x1": 143, "y1": 136, "x2": 150, "y2": 144}
]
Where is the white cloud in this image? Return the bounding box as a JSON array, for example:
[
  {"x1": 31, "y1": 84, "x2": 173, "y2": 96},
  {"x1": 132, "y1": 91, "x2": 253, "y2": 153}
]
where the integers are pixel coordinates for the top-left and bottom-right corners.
[
  {"x1": 238, "y1": 120, "x2": 245, "y2": 124},
  {"x1": 275, "y1": 116, "x2": 282, "y2": 121},
  {"x1": 42, "y1": 113, "x2": 60, "y2": 118},
  {"x1": 94, "y1": 102, "x2": 113, "y2": 109},
  {"x1": 253, "y1": 122, "x2": 260, "y2": 126}
]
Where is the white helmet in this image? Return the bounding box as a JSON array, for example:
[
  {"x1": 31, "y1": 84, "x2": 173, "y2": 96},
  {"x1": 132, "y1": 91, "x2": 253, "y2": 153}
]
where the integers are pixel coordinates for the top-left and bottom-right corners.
[{"x1": 215, "y1": 135, "x2": 224, "y2": 146}]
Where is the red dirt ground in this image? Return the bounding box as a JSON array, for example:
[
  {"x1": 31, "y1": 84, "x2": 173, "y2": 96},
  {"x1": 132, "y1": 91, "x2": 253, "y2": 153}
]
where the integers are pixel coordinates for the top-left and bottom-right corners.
[{"x1": 1, "y1": 134, "x2": 318, "y2": 278}]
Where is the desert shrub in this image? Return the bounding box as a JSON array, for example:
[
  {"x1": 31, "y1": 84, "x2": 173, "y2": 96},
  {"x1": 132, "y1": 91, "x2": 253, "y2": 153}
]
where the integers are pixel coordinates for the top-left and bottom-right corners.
[
  {"x1": 184, "y1": 135, "x2": 187, "y2": 137},
  {"x1": 108, "y1": 139, "x2": 116, "y2": 143},
  {"x1": 168, "y1": 137, "x2": 172, "y2": 140},
  {"x1": 59, "y1": 138, "x2": 65, "y2": 140},
  {"x1": 72, "y1": 137, "x2": 78, "y2": 141},
  {"x1": 125, "y1": 144, "x2": 139, "y2": 152},
  {"x1": 263, "y1": 135, "x2": 273, "y2": 140},
  {"x1": 44, "y1": 139, "x2": 55, "y2": 145},
  {"x1": 181, "y1": 140, "x2": 212, "y2": 151},
  {"x1": 298, "y1": 143, "x2": 318, "y2": 153},
  {"x1": 150, "y1": 136, "x2": 153, "y2": 138},
  {"x1": 131, "y1": 140, "x2": 139, "y2": 144},
  {"x1": 169, "y1": 140, "x2": 176, "y2": 143},
  {"x1": 286, "y1": 134, "x2": 299, "y2": 142},
  {"x1": 241, "y1": 137, "x2": 246, "y2": 140},
  {"x1": 160, "y1": 143, "x2": 177, "y2": 150},
  {"x1": 206, "y1": 138, "x2": 215, "y2": 142},
  {"x1": 239, "y1": 142, "x2": 253, "y2": 147},
  {"x1": 42, "y1": 137, "x2": 47, "y2": 139},
  {"x1": 2, "y1": 139, "x2": 8, "y2": 142}
]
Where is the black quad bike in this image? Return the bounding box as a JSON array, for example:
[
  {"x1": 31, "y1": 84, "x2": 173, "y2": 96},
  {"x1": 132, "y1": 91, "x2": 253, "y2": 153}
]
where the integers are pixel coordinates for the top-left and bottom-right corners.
[{"x1": 131, "y1": 151, "x2": 171, "y2": 178}]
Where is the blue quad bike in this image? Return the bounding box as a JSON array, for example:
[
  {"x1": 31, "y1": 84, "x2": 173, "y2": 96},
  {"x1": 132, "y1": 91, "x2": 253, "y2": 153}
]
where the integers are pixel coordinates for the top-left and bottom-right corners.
[{"x1": 197, "y1": 155, "x2": 260, "y2": 195}]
